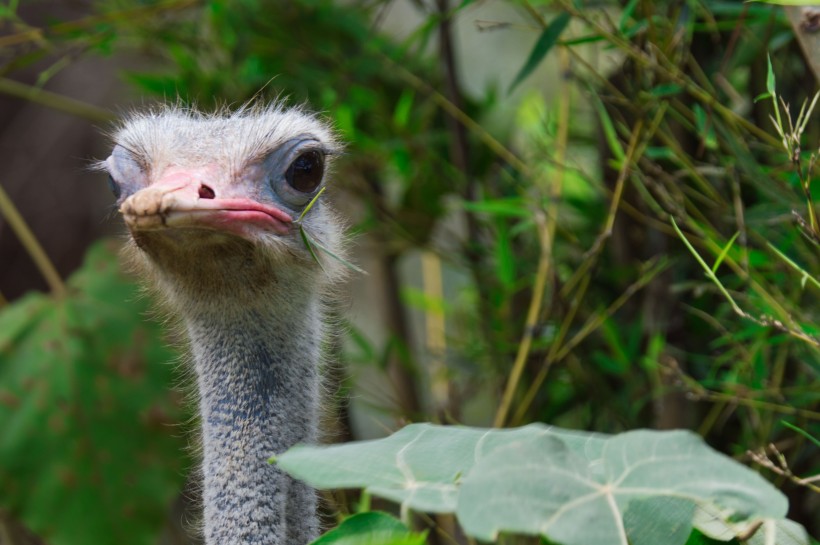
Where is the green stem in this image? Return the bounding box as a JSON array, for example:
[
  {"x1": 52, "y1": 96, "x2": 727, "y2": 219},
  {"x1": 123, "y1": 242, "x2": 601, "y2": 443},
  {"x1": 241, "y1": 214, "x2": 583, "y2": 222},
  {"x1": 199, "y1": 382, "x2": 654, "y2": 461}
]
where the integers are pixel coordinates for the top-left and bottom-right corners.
[
  {"x1": 0, "y1": 78, "x2": 115, "y2": 123},
  {"x1": 0, "y1": 183, "x2": 66, "y2": 297}
]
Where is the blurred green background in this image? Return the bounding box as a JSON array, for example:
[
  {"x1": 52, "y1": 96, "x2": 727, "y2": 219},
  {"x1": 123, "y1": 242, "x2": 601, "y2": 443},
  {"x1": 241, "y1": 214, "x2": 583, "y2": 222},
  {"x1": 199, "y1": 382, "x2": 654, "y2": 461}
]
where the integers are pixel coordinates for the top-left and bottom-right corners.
[{"x1": 0, "y1": 1, "x2": 817, "y2": 543}]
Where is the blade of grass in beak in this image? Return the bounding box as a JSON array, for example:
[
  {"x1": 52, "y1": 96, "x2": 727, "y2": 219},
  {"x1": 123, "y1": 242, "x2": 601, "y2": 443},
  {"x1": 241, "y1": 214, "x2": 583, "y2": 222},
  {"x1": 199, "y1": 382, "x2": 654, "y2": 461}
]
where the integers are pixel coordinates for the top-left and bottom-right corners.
[
  {"x1": 301, "y1": 224, "x2": 367, "y2": 275},
  {"x1": 297, "y1": 186, "x2": 326, "y2": 222},
  {"x1": 300, "y1": 226, "x2": 325, "y2": 272}
]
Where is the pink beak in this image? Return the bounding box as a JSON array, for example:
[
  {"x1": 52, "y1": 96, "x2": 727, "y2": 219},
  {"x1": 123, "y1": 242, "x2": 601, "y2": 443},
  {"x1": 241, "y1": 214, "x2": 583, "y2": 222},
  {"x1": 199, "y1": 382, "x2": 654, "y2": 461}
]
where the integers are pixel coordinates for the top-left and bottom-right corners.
[{"x1": 120, "y1": 166, "x2": 293, "y2": 237}]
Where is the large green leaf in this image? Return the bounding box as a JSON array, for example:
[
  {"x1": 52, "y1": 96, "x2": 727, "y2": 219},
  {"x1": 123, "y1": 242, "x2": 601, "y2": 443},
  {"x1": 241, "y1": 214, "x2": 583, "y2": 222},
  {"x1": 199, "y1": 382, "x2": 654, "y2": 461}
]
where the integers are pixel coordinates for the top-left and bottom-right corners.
[
  {"x1": 694, "y1": 509, "x2": 811, "y2": 545},
  {"x1": 747, "y1": 519, "x2": 811, "y2": 545},
  {"x1": 457, "y1": 430, "x2": 787, "y2": 544},
  {"x1": 276, "y1": 424, "x2": 803, "y2": 545},
  {"x1": 310, "y1": 512, "x2": 426, "y2": 545},
  {"x1": 276, "y1": 423, "x2": 606, "y2": 513},
  {"x1": 0, "y1": 240, "x2": 188, "y2": 545}
]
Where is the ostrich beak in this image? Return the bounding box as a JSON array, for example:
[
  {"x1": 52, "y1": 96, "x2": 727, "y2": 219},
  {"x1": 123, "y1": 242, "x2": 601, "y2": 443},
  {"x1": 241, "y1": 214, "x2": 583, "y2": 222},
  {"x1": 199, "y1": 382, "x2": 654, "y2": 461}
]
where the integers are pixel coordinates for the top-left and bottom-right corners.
[{"x1": 120, "y1": 167, "x2": 293, "y2": 238}]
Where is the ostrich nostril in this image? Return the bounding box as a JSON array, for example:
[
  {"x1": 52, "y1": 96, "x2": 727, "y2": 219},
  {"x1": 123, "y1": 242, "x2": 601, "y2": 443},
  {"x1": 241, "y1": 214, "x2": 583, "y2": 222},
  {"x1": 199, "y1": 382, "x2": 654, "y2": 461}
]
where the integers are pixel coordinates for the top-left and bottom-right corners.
[{"x1": 199, "y1": 184, "x2": 216, "y2": 199}]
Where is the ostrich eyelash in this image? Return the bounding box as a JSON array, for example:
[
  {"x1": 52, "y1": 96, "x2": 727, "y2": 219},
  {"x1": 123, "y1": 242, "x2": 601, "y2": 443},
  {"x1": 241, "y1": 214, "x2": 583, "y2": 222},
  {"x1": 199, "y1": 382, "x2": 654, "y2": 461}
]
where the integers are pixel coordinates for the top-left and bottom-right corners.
[{"x1": 295, "y1": 187, "x2": 365, "y2": 275}]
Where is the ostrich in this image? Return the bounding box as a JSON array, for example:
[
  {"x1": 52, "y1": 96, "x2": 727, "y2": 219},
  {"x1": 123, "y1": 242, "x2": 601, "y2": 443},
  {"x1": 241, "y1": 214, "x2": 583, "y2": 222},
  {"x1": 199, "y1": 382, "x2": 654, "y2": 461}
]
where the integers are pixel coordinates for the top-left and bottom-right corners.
[{"x1": 102, "y1": 103, "x2": 345, "y2": 545}]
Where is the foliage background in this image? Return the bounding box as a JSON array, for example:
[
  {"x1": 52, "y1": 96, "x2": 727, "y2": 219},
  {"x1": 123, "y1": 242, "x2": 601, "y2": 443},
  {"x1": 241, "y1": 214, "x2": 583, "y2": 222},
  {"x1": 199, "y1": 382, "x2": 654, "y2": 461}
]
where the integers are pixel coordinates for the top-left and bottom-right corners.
[{"x1": 0, "y1": 0, "x2": 817, "y2": 544}]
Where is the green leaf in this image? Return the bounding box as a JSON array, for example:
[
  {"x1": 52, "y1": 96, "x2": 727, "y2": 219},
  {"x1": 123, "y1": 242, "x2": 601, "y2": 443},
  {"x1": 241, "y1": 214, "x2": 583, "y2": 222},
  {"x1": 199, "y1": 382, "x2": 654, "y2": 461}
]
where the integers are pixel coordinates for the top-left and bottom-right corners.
[
  {"x1": 780, "y1": 421, "x2": 820, "y2": 448},
  {"x1": 748, "y1": 0, "x2": 820, "y2": 5},
  {"x1": 462, "y1": 198, "x2": 531, "y2": 218},
  {"x1": 300, "y1": 226, "x2": 325, "y2": 271},
  {"x1": 766, "y1": 243, "x2": 820, "y2": 291},
  {"x1": 495, "y1": 222, "x2": 516, "y2": 290},
  {"x1": 649, "y1": 83, "x2": 683, "y2": 97},
  {"x1": 276, "y1": 424, "x2": 791, "y2": 545},
  {"x1": 509, "y1": 12, "x2": 572, "y2": 93},
  {"x1": 275, "y1": 423, "x2": 606, "y2": 514},
  {"x1": 645, "y1": 146, "x2": 677, "y2": 160},
  {"x1": 592, "y1": 92, "x2": 626, "y2": 164},
  {"x1": 301, "y1": 227, "x2": 366, "y2": 275},
  {"x1": 618, "y1": 0, "x2": 641, "y2": 31},
  {"x1": 711, "y1": 231, "x2": 739, "y2": 274},
  {"x1": 693, "y1": 104, "x2": 718, "y2": 151},
  {"x1": 764, "y1": 53, "x2": 785, "y2": 131},
  {"x1": 401, "y1": 286, "x2": 449, "y2": 315},
  {"x1": 0, "y1": 240, "x2": 188, "y2": 545},
  {"x1": 297, "y1": 188, "x2": 366, "y2": 275},
  {"x1": 747, "y1": 519, "x2": 810, "y2": 545},
  {"x1": 624, "y1": 497, "x2": 695, "y2": 545},
  {"x1": 684, "y1": 528, "x2": 738, "y2": 545},
  {"x1": 392, "y1": 89, "x2": 414, "y2": 129},
  {"x1": 298, "y1": 186, "x2": 327, "y2": 221},
  {"x1": 766, "y1": 53, "x2": 776, "y2": 97},
  {"x1": 754, "y1": 92, "x2": 772, "y2": 103},
  {"x1": 310, "y1": 512, "x2": 426, "y2": 545},
  {"x1": 457, "y1": 430, "x2": 787, "y2": 544},
  {"x1": 694, "y1": 508, "x2": 809, "y2": 545}
]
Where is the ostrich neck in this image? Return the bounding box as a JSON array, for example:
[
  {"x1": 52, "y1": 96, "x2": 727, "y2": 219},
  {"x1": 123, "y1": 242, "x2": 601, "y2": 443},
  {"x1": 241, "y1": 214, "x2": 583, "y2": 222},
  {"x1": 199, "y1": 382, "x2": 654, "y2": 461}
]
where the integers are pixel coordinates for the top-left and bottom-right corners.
[{"x1": 184, "y1": 290, "x2": 322, "y2": 545}]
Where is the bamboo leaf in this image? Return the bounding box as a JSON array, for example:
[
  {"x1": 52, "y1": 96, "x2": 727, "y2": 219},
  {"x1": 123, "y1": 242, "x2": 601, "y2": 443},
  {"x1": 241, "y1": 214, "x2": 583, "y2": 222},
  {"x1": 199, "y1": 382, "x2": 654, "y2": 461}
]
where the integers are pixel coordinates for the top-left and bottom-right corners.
[
  {"x1": 302, "y1": 227, "x2": 367, "y2": 275},
  {"x1": 300, "y1": 227, "x2": 326, "y2": 272},
  {"x1": 649, "y1": 83, "x2": 683, "y2": 97},
  {"x1": 618, "y1": 0, "x2": 640, "y2": 31},
  {"x1": 462, "y1": 198, "x2": 530, "y2": 218},
  {"x1": 767, "y1": 54, "x2": 776, "y2": 97},
  {"x1": 671, "y1": 218, "x2": 743, "y2": 314},
  {"x1": 393, "y1": 89, "x2": 414, "y2": 129},
  {"x1": 765, "y1": 54, "x2": 784, "y2": 131},
  {"x1": 592, "y1": 93, "x2": 626, "y2": 164},
  {"x1": 298, "y1": 186, "x2": 327, "y2": 222},
  {"x1": 711, "y1": 231, "x2": 740, "y2": 274},
  {"x1": 509, "y1": 12, "x2": 571, "y2": 93},
  {"x1": 767, "y1": 243, "x2": 820, "y2": 290},
  {"x1": 780, "y1": 421, "x2": 820, "y2": 448}
]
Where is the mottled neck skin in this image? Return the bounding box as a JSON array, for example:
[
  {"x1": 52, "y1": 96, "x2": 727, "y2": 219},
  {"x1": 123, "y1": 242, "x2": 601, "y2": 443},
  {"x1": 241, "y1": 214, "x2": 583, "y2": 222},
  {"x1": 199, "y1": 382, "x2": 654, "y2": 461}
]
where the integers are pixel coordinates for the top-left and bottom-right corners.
[
  {"x1": 186, "y1": 288, "x2": 321, "y2": 545},
  {"x1": 136, "y1": 234, "x2": 326, "y2": 545},
  {"x1": 185, "y1": 291, "x2": 321, "y2": 545}
]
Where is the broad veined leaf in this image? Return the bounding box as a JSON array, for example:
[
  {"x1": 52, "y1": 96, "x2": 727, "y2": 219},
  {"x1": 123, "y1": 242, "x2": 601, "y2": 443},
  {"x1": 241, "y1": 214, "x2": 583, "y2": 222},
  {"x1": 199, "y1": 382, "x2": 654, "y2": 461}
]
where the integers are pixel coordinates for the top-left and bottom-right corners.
[
  {"x1": 0, "y1": 240, "x2": 188, "y2": 545},
  {"x1": 694, "y1": 508, "x2": 810, "y2": 545},
  {"x1": 747, "y1": 519, "x2": 810, "y2": 545},
  {"x1": 275, "y1": 423, "x2": 607, "y2": 513},
  {"x1": 277, "y1": 424, "x2": 797, "y2": 545},
  {"x1": 623, "y1": 497, "x2": 695, "y2": 545},
  {"x1": 457, "y1": 430, "x2": 788, "y2": 545},
  {"x1": 310, "y1": 511, "x2": 426, "y2": 545}
]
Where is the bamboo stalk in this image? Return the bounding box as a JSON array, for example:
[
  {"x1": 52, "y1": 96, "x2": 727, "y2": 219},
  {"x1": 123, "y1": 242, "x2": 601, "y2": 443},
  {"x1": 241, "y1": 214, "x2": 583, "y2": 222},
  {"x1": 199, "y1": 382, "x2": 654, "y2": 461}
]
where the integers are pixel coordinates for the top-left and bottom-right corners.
[
  {"x1": 0, "y1": 184, "x2": 66, "y2": 297},
  {"x1": 493, "y1": 44, "x2": 572, "y2": 428},
  {"x1": 0, "y1": 78, "x2": 115, "y2": 123}
]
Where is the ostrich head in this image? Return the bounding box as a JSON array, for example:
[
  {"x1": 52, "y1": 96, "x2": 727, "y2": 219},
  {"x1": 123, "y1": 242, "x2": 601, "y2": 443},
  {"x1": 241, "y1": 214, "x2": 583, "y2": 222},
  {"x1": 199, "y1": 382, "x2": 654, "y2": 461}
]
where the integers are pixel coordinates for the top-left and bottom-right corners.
[{"x1": 104, "y1": 103, "x2": 344, "y2": 310}]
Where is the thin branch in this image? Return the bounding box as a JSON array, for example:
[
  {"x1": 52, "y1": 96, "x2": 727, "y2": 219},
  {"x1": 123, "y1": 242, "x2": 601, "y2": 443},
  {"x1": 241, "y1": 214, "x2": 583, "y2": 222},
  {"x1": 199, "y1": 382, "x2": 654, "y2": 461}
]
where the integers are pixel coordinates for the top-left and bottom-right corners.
[
  {"x1": 0, "y1": 184, "x2": 65, "y2": 297},
  {"x1": 494, "y1": 45, "x2": 571, "y2": 428},
  {"x1": 494, "y1": 211, "x2": 551, "y2": 428},
  {"x1": 748, "y1": 443, "x2": 820, "y2": 493},
  {"x1": 375, "y1": 50, "x2": 532, "y2": 177},
  {"x1": 0, "y1": 78, "x2": 115, "y2": 123},
  {"x1": 672, "y1": 218, "x2": 820, "y2": 348}
]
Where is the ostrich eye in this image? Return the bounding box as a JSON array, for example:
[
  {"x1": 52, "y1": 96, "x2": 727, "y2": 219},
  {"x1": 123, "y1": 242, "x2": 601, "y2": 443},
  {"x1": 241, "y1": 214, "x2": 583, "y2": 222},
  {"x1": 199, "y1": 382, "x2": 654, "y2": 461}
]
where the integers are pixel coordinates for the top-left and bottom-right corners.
[
  {"x1": 107, "y1": 174, "x2": 122, "y2": 200},
  {"x1": 285, "y1": 150, "x2": 324, "y2": 193}
]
